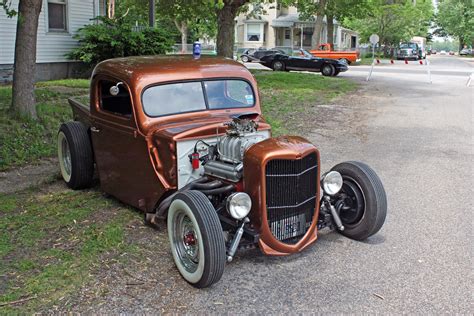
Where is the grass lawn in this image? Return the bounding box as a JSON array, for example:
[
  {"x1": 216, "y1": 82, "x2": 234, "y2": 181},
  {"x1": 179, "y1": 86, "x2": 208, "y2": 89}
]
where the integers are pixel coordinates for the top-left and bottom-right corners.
[
  {"x1": 0, "y1": 72, "x2": 357, "y2": 312},
  {"x1": 0, "y1": 79, "x2": 90, "y2": 170}
]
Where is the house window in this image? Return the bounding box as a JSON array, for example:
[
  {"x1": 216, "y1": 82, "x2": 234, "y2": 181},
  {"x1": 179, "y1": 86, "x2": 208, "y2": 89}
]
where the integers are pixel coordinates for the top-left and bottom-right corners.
[
  {"x1": 246, "y1": 24, "x2": 261, "y2": 42},
  {"x1": 48, "y1": 0, "x2": 67, "y2": 31}
]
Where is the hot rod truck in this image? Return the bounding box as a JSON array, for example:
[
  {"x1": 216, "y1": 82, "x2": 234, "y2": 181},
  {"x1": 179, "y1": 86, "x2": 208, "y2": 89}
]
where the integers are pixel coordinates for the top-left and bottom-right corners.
[{"x1": 58, "y1": 56, "x2": 387, "y2": 288}]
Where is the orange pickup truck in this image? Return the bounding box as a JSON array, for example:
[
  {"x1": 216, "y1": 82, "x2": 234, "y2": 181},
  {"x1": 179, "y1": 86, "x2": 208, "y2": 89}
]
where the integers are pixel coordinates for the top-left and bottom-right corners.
[{"x1": 309, "y1": 43, "x2": 360, "y2": 64}]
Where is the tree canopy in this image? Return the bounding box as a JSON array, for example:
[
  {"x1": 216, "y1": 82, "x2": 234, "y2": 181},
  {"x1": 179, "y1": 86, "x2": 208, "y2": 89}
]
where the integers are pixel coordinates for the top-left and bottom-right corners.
[
  {"x1": 343, "y1": 0, "x2": 433, "y2": 47},
  {"x1": 436, "y1": 0, "x2": 474, "y2": 47}
]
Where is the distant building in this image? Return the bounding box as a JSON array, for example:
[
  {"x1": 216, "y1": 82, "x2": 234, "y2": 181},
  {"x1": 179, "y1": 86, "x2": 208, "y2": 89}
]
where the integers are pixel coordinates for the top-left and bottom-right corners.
[
  {"x1": 235, "y1": 2, "x2": 359, "y2": 50},
  {"x1": 0, "y1": 0, "x2": 106, "y2": 83}
]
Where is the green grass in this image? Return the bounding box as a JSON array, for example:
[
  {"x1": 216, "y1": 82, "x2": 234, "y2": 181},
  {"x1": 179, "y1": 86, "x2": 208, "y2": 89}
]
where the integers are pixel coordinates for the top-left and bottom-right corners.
[
  {"x1": 0, "y1": 81, "x2": 89, "y2": 170},
  {"x1": 252, "y1": 70, "x2": 357, "y2": 135},
  {"x1": 0, "y1": 188, "x2": 139, "y2": 313}
]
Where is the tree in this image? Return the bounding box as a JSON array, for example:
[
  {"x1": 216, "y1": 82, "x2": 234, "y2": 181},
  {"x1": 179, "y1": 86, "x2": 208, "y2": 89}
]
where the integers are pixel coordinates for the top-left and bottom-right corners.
[
  {"x1": 215, "y1": 0, "x2": 250, "y2": 57},
  {"x1": 4, "y1": 0, "x2": 43, "y2": 119},
  {"x1": 343, "y1": 0, "x2": 433, "y2": 53},
  {"x1": 436, "y1": 0, "x2": 474, "y2": 48},
  {"x1": 157, "y1": 0, "x2": 216, "y2": 53}
]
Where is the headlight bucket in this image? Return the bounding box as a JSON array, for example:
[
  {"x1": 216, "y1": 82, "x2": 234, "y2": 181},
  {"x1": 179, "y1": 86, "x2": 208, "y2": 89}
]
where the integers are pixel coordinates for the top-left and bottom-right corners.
[
  {"x1": 322, "y1": 171, "x2": 343, "y2": 195},
  {"x1": 226, "y1": 192, "x2": 252, "y2": 220}
]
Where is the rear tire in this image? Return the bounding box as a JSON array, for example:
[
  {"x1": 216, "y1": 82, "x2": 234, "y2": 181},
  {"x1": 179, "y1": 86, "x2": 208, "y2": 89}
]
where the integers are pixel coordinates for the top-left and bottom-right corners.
[
  {"x1": 168, "y1": 190, "x2": 226, "y2": 288},
  {"x1": 321, "y1": 64, "x2": 335, "y2": 76},
  {"x1": 272, "y1": 60, "x2": 285, "y2": 71},
  {"x1": 331, "y1": 161, "x2": 387, "y2": 240},
  {"x1": 58, "y1": 122, "x2": 94, "y2": 189}
]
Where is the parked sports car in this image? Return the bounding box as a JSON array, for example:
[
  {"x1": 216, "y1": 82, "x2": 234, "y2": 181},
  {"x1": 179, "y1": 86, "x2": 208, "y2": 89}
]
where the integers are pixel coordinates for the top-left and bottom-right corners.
[
  {"x1": 240, "y1": 49, "x2": 285, "y2": 63},
  {"x1": 259, "y1": 50, "x2": 348, "y2": 76}
]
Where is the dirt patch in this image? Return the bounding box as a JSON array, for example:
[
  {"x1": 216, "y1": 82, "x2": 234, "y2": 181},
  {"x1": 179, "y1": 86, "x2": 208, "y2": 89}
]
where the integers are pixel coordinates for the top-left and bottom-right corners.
[{"x1": 0, "y1": 158, "x2": 59, "y2": 194}]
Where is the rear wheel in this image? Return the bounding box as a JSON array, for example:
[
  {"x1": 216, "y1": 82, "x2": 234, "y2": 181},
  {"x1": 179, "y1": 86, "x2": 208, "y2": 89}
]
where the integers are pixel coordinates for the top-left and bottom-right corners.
[
  {"x1": 168, "y1": 190, "x2": 226, "y2": 288},
  {"x1": 57, "y1": 122, "x2": 94, "y2": 189},
  {"x1": 321, "y1": 64, "x2": 335, "y2": 76},
  {"x1": 331, "y1": 161, "x2": 387, "y2": 240},
  {"x1": 272, "y1": 60, "x2": 285, "y2": 71}
]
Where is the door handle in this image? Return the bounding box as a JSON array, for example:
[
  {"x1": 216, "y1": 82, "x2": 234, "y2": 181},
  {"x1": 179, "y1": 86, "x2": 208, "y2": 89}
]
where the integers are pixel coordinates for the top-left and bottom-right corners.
[{"x1": 91, "y1": 126, "x2": 101, "y2": 133}]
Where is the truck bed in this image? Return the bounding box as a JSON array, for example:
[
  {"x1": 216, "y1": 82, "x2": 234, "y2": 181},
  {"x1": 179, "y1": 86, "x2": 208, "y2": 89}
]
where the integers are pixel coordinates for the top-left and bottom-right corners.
[{"x1": 68, "y1": 97, "x2": 92, "y2": 127}]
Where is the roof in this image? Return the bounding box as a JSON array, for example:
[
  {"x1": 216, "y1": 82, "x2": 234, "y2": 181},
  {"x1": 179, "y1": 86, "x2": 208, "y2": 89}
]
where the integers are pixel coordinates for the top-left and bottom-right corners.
[
  {"x1": 92, "y1": 55, "x2": 253, "y2": 88},
  {"x1": 271, "y1": 14, "x2": 315, "y2": 27}
]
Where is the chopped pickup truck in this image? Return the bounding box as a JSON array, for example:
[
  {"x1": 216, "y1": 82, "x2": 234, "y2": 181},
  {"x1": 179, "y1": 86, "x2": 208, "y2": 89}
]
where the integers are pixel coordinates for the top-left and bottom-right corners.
[
  {"x1": 58, "y1": 55, "x2": 387, "y2": 288},
  {"x1": 309, "y1": 43, "x2": 360, "y2": 64}
]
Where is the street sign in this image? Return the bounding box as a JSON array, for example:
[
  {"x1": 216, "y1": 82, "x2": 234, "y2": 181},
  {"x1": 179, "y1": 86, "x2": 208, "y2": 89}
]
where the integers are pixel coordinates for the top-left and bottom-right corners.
[{"x1": 370, "y1": 34, "x2": 379, "y2": 45}]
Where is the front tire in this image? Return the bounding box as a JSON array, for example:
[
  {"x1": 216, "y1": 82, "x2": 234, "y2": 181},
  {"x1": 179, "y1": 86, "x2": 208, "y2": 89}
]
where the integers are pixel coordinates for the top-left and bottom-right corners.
[
  {"x1": 321, "y1": 64, "x2": 335, "y2": 76},
  {"x1": 168, "y1": 191, "x2": 226, "y2": 288},
  {"x1": 241, "y1": 55, "x2": 249, "y2": 63},
  {"x1": 58, "y1": 122, "x2": 94, "y2": 189},
  {"x1": 272, "y1": 60, "x2": 285, "y2": 71},
  {"x1": 331, "y1": 161, "x2": 387, "y2": 240}
]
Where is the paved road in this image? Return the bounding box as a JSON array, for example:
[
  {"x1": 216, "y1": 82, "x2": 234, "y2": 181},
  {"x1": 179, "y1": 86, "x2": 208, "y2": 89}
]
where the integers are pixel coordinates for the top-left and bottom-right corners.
[
  {"x1": 187, "y1": 55, "x2": 473, "y2": 313},
  {"x1": 84, "y1": 56, "x2": 472, "y2": 314}
]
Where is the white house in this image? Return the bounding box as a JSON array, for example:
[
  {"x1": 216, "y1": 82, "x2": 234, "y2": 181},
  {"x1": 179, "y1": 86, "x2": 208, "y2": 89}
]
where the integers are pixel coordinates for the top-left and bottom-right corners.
[
  {"x1": 0, "y1": 0, "x2": 106, "y2": 82},
  {"x1": 235, "y1": 2, "x2": 359, "y2": 51}
]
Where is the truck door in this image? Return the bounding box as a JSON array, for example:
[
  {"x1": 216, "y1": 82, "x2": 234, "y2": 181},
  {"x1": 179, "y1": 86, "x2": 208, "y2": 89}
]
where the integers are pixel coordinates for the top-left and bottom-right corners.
[{"x1": 90, "y1": 78, "x2": 161, "y2": 211}]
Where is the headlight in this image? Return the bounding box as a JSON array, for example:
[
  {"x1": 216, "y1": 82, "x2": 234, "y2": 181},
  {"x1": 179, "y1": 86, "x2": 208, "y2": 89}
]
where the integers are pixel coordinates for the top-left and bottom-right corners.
[
  {"x1": 322, "y1": 171, "x2": 343, "y2": 195},
  {"x1": 226, "y1": 192, "x2": 252, "y2": 220}
]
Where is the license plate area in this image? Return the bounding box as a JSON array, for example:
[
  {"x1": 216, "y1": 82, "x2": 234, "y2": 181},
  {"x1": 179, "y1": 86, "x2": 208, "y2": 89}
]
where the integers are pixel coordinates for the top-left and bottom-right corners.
[{"x1": 270, "y1": 213, "x2": 307, "y2": 241}]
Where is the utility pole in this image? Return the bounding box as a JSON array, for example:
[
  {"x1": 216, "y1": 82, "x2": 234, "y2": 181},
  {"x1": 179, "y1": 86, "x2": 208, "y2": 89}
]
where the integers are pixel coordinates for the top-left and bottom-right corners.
[{"x1": 149, "y1": 0, "x2": 155, "y2": 27}]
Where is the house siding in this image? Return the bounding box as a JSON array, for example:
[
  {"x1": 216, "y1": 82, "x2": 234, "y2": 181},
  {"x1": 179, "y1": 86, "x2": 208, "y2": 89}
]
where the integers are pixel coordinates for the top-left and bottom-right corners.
[{"x1": 0, "y1": 0, "x2": 97, "y2": 65}]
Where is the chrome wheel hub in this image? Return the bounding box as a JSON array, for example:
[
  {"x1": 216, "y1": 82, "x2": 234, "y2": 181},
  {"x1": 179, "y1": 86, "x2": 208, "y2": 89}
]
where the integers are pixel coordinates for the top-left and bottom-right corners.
[{"x1": 173, "y1": 213, "x2": 199, "y2": 273}]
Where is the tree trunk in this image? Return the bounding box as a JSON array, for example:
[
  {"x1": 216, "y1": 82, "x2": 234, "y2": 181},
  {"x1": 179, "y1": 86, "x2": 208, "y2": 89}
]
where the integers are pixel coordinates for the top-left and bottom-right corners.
[
  {"x1": 174, "y1": 20, "x2": 188, "y2": 53},
  {"x1": 11, "y1": 0, "x2": 43, "y2": 119},
  {"x1": 326, "y1": 14, "x2": 334, "y2": 47},
  {"x1": 311, "y1": 0, "x2": 326, "y2": 48},
  {"x1": 216, "y1": 3, "x2": 237, "y2": 58},
  {"x1": 216, "y1": 0, "x2": 249, "y2": 58}
]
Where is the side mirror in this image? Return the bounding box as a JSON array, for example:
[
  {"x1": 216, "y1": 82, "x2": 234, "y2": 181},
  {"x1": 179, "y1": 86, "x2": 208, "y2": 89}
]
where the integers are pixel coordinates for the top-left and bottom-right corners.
[{"x1": 109, "y1": 82, "x2": 123, "y2": 96}]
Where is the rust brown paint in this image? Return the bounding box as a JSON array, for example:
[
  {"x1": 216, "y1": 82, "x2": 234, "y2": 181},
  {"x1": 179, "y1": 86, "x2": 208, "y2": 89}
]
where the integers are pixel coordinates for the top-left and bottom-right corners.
[
  {"x1": 244, "y1": 136, "x2": 321, "y2": 255},
  {"x1": 73, "y1": 55, "x2": 319, "y2": 255},
  {"x1": 84, "y1": 56, "x2": 270, "y2": 211}
]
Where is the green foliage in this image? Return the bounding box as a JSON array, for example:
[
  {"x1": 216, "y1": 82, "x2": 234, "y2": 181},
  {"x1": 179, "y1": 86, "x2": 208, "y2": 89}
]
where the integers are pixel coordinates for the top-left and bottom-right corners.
[
  {"x1": 343, "y1": 0, "x2": 434, "y2": 46},
  {"x1": 67, "y1": 16, "x2": 174, "y2": 65},
  {"x1": 436, "y1": 0, "x2": 474, "y2": 46},
  {"x1": 0, "y1": 82, "x2": 88, "y2": 170},
  {"x1": 1, "y1": 0, "x2": 17, "y2": 17}
]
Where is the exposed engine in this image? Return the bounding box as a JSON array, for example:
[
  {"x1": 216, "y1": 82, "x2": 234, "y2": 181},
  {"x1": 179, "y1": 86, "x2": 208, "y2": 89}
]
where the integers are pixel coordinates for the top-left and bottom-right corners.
[{"x1": 202, "y1": 118, "x2": 267, "y2": 182}]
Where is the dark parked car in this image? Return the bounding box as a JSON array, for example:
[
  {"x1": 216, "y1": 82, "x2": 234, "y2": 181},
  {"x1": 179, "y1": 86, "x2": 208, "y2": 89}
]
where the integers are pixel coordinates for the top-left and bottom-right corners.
[
  {"x1": 396, "y1": 42, "x2": 421, "y2": 60},
  {"x1": 259, "y1": 49, "x2": 348, "y2": 76},
  {"x1": 240, "y1": 49, "x2": 284, "y2": 62}
]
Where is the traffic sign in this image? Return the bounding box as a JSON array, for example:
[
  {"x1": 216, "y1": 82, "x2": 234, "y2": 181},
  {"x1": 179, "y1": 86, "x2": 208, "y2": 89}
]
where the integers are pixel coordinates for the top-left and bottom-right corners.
[{"x1": 369, "y1": 34, "x2": 379, "y2": 45}]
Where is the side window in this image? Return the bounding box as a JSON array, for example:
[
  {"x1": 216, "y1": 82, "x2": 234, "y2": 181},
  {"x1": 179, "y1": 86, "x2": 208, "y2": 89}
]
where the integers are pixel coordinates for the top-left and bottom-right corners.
[{"x1": 99, "y1": 80, "x2": 133, "y2": 118}]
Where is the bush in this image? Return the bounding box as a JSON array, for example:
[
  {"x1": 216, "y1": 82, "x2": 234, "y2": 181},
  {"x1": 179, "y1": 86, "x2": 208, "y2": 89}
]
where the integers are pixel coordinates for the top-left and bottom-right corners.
[{"x1": 67, "y1": 16, "x2": 174, "y2": 65}]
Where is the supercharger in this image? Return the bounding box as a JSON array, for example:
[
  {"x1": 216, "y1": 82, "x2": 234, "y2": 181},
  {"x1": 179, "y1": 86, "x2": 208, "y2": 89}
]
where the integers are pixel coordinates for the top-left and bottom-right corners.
[{"x1": 203, "y1": 118, "x2": 269, "y2": 182}]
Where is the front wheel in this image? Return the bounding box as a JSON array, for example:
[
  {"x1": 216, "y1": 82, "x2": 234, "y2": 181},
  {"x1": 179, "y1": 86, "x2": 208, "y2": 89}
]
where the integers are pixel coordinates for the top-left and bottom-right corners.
[
  {"x1": 331, "y1": 161, "x2": 387, "y2": 240},
  {"x1": 321, "y1": 64, "x2": 335, "y2": 76},
  {"x1": 272, "y1": 60, "x2": 285, "y2": 71},
  {"x1": 241, "y1": 55, "x2": 249, "y2": 63},
  {"x1": 168, "y1": 190, "x2": 226, "y2": 288}
]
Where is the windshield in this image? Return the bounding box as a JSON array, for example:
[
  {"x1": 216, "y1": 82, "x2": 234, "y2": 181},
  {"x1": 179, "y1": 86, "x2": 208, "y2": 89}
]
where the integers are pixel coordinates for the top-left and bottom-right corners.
[
  {"x1": 299, "y1": 50, "x2": 315, "y2": 58},
  {"x1": 142, "y1": 79, "x2": 255, "y2": 117},
  {"x1": 400, "y1": 43, "x2": 417, "y2": 49}
]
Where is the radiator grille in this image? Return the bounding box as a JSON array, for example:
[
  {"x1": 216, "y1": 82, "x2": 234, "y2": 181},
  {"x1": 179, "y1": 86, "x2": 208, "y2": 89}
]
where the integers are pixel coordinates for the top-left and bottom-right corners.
[{"x1": 265, "y1": 153, "x2": 318, "y2": 244}]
